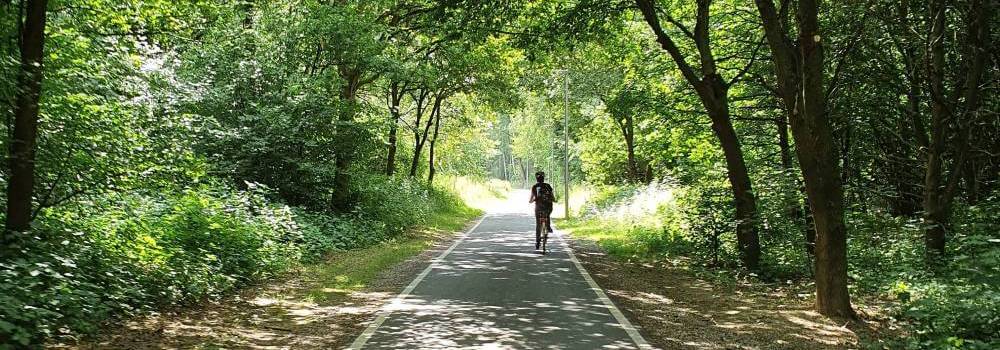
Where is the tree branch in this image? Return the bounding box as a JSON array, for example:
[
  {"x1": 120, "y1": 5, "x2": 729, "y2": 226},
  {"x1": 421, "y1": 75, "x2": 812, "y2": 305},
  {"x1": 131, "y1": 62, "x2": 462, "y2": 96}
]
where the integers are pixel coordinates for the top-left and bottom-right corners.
[
  {"x1": 728, "y1": 35, "x2": 765, "y2": 87},
  {"x1": 635, "y1": 0, "x2": 703, "y2": 87},
  {"x1": 662, "y1": 13, "x2": 696, "y2": 40},
  {"x1": 824, "y1": 0, "x2": 876, "y2": 101}
]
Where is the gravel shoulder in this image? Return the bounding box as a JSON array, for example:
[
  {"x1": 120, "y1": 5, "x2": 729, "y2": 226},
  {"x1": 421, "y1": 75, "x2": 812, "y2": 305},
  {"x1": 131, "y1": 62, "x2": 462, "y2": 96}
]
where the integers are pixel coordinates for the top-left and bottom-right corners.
[
  {"x1": 565, "y1": 237, "x2": 871, "y2": 350},
  {"x1": 50, "y1": 218, "x2": 478, "y2": 350}
]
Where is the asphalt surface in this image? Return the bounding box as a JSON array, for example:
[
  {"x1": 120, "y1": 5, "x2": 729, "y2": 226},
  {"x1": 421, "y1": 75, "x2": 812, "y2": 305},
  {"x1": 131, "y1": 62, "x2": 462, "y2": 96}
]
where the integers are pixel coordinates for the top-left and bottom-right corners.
[{"x1": 351, "y1": 199, "x2": 649, "y2": 349}]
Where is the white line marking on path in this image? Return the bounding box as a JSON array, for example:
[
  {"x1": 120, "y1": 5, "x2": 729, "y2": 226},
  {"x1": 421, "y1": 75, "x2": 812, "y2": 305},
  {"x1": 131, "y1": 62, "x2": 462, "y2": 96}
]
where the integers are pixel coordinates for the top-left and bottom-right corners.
[
  {"x1": 557, "y1": 226, "x2": 654, "y2": 350},
  {"x1": 347, "y1": 214, "x2": 487, "y2": 350}
]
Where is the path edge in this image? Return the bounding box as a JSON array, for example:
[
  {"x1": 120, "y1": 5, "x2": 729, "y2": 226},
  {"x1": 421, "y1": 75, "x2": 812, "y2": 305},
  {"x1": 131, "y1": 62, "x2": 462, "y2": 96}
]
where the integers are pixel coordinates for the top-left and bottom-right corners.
[
  {"x1": 347, "y1": 214, "x2": 487, "y2": 349},
  {"x1": 557, "y1": 225, "x2": 655, "y2": 350}
]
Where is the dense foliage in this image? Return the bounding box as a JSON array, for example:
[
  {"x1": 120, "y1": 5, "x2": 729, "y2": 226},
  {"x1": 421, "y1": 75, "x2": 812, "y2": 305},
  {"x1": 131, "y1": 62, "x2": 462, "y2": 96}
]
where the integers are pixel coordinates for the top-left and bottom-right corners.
[
  {"x1": 0, "y1": 176, "x2": 472, "y2": 346},
  {"x1": 506, "y1": 0, "x2": 999, "y2": 347},
  {"x1": 0, "y1": 0, "x2": 493, "y2": 346},
  {"x1": 570, "y1": 184, "x2": 999, "y2": 349},
  {"x1": 1, "y1": 0, "x2": 997, "y2": 348}
]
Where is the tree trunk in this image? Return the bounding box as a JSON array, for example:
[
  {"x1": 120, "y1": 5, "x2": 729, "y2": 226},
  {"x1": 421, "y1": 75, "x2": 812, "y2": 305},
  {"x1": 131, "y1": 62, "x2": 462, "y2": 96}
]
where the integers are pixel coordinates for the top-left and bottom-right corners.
[
  {"x1": 5, "y1": 0, "x2": 48, "y2": 237},
  {"x1": 754, "y1": 0, "x2": 856, "y2": 318},
  {"x1": 964, "y1": 157, "x2": 979, "y2": 204},
  {"x1": 612, "y1": 112, "x2": 640, "y2": 183},
  {"x1": 521, "y1": 160, "x2": 528, "y2": 186},
  {"x1": 635, "y1": 0, "x2": 761, "y2": 270},
  {"x1": 707, "y1": 99, "x2": 761, "y2": 271},
  {"x1": 777, "y1": 115, "x2": 814, "y2": 255},
  {"x1": 332, "y1": 69, "x2": 360, "y2": 212},
  {"x1": 409, "y1": 91, "x2": 439, "y2": 178},
  {"x1": 427, "y1": 102, "x2": 443, "y2": 184},
  {"x1": 921, "y1": 0, "x2": 952, "y2": 257},
  {"x1": 386, "y1": 81, "x2": 404, "y2": 176},
  {"x1": 796, "y1": 1, "x2": 852, "y2": 316},
  {"x1": 408, "y1": 131, "x2": 425, "y2": 177},
  {"x1": 386, "y1": 118, "x2": 399, "y2": 175},
  {"x1": 922, "y1": 0, "x2": 990, "y2": 258},
  {"x1": 623, "y1": 115, "x2": 640, "y2": 183}
]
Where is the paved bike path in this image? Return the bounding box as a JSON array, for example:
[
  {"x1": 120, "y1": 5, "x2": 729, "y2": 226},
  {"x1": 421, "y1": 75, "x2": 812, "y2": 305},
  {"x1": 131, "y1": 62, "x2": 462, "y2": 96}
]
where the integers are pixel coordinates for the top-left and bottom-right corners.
[{"x1": 350, "y1": 212, "x2": 650, "y2": 349}]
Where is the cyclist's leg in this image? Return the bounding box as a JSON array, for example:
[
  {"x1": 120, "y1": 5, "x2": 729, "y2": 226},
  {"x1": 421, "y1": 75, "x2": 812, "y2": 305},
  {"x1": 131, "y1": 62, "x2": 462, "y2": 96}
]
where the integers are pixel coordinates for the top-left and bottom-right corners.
[
  {"x1": 544, "y1": 209, "x2": 554, "y2": 232},
  {"x1": 540, "y1": 217, "x2": 549, "y2": 253},
  {"x1": 534, "y1": 214, "x2": 541, "y2": 248}
]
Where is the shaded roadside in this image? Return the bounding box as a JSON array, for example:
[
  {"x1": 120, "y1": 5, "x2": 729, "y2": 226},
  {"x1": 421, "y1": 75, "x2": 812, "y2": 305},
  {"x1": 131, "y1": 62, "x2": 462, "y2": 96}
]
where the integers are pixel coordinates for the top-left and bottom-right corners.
[
  {"x1": 565, "y1": 237, "x2": 873, "y2": 350},
  {"x1": 49, "y1": 220, "x2": 477, "y2": 350}
]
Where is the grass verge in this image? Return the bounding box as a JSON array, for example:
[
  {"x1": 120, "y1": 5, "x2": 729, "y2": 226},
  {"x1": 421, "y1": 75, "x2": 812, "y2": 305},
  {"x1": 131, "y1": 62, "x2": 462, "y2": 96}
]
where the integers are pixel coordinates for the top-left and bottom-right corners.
[
  {"x1": 558, "y1": 216, "x2": 689, "y2": 261},
  {"x1": 303, "y1": 204, "x2": 481, "y2": 303}
]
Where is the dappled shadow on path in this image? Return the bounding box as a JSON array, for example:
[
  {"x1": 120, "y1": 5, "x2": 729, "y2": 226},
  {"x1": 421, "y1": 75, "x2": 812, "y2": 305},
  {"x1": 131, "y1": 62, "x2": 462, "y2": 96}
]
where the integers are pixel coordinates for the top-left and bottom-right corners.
[
  {"x1": 363, "y1": 213, "x2": 641, "y2": 349},
  {"x1": 367, "y1": 296, "x2": 637, "y2": 349},
  {"x1": 567, "y1": 238, "x2": 860, "y2": 350}
]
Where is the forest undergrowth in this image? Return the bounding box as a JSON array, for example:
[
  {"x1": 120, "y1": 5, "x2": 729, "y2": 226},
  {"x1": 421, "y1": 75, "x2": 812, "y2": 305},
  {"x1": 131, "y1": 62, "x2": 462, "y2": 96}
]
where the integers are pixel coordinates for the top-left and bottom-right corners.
[
  {"x1": 562, "y1": 182, "x2": 1000, "y2": 349},
  {"x1": 0, "y1": 174, "x2": 488, "y2": 347}
]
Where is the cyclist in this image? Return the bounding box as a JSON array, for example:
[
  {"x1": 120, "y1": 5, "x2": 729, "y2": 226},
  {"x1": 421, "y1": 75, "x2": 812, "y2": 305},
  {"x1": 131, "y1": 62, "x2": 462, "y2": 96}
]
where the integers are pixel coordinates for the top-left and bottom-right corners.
[{"x1": 528, "y1": 171, "x2": 556, "y2": 250}]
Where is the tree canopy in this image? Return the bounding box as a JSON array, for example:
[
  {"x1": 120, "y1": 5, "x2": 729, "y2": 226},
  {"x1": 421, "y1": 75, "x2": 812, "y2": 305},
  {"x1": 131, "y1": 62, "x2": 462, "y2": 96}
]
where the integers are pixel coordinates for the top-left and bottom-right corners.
[{"x1": 1, "y1": 0, "x2": 997, "y2": 348}]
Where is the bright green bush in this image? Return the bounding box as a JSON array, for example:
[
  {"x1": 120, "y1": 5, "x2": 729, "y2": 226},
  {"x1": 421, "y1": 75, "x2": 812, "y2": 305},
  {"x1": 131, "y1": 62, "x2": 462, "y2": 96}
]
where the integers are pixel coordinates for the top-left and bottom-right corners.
[
  {"x1": 298, "y1": 175, "x2": 475, "y2": 261},
  {"x1": 870, "y1": 200, "x2": 1000, "y2": 350},
  {"x1": 572, "y1": 182, "x2": 697, "y2": 260},
  {"x1": 354, "y1": 175, "x2": 434, "y2": 235},
  {"x1": 297, "y1": 211, "x2": 378, "y2": 261},
  {"x1": 889, "y1": 281, "x2": 1000, "y2": 350},
  {"x1": 576, "y1": 184, "x2": 1000, "y2": 348},
  {"x1": 436, "y1": 175, "x2": 512, "y2": 204},
  {"x1": 0, "y1": 175, "x2": 478, "y2": 347},
  {"x1": 0, "y1": 184, "x2": 300, "y2": 346}
]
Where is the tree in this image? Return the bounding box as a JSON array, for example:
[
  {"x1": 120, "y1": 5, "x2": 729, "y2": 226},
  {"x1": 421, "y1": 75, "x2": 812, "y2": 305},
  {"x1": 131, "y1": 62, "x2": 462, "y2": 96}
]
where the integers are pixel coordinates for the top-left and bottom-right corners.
[
  {"x1": 385, "y1": 80, "x2": 411, "y2": 176},
  {"x1": 567, "y1": 34, "x2": 662, "y2": 185},
  {"x1": 753, "y1": 0, "x2": 855, "y2": 318},
  {"x1": 331, "y1": 63, "x2": 377, "y2": 212},
  {"x1": 408, "y1": 87, "x2": 437, "y2": 177},
  {"x1": 328, "y1": 1, "x2": 385, "y2": 212},
  {"x1": 635, "y1": 0, "x2": 762, "y2": 270},
  {"x1": 4, "y1": 0, "x2": 48, "y2": 238},
  {"x1": 921, "y1": 0, "x2": 992, "y2": 259},
  {"x1": 605, "y1": 84, "x2": 656, "y2": 183},
  {"x1": 427, "y1": 95, "x2": 446, "y2": 184}
]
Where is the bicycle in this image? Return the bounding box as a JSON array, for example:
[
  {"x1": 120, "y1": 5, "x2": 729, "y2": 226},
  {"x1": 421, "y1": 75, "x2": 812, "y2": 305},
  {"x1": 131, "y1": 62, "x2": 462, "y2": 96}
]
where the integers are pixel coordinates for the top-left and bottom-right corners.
[{"x1": 536, "y1": 216, "x2": 550, "y2": 254}]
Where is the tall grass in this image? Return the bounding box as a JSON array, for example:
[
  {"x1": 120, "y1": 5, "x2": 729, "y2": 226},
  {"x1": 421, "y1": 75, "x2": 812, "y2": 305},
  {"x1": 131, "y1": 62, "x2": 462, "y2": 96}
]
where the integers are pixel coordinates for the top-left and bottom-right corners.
[
  {"x1": 436, "y1": 175, "x2": 511, "y2": 211},
  {"x1": 561, "y1": 181, "x2": 694, "y2": 259}
]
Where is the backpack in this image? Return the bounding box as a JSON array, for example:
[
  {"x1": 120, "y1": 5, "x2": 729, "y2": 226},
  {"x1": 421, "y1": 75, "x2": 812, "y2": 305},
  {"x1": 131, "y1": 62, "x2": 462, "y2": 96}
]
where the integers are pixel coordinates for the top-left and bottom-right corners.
[{"x1": 535, "y1": 183, "x2": 554, "y2": 204}]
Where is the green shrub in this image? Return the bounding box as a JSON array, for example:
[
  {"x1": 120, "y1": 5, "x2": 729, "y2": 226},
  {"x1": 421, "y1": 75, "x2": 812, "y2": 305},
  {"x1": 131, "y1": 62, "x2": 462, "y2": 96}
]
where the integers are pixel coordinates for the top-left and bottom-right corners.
[
  {"x1": 293, "y1": 174, "x2": 475, "y2": 262},
  {"x1": 887, "y1": 281, "x2": 1000, "y2": 350},
  {"x1": 297, "y1": 211, "x2": 387, "y2": 261},
  {"x1": 434, "y1": 175, "x2": 511, "y2": 206},
  {"x1": 0, "y1": 171, "x2": 481, "y2": 347},
  {"x1": 0, "y1": 183, "x2": 300, "y2": 347},
  {"x1": 872, "y1": 200, "x2": 1000, "y2": 349},
  {"x1": 576, "y1": 184, "x2": 1000, "y2": 348},
  {"x1": 354, "y1": 175, "x2": 433, "y2": 235}
]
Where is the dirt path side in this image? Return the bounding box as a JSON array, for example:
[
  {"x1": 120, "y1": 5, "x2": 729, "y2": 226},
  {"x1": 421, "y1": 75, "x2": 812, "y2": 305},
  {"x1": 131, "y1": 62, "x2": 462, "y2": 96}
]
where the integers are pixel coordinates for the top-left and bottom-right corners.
[
  {"x1": 566, "y1": 238, "x2": 863, "y2": 350},
  {"x1": 52, "y1": 222, "x2": 473, "y2": 350}
]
